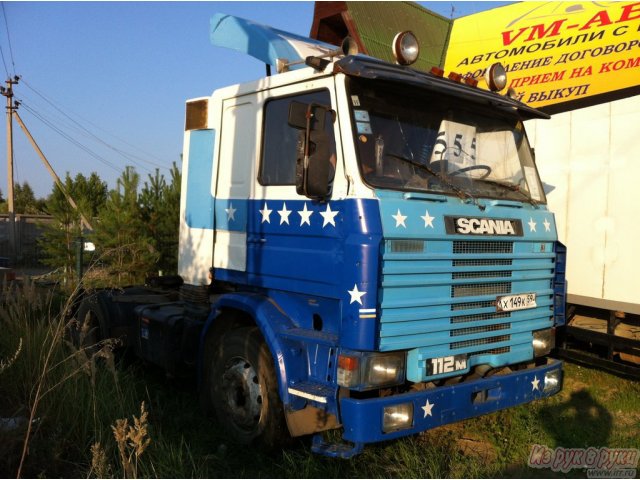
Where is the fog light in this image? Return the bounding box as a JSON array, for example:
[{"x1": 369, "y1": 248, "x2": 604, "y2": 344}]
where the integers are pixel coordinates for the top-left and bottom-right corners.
[
  {"x1": 383, "y1": 403, "x2": 413, "y2": 433},
  {"x1": 532, "y1": 328, "x2": 555, "y2": 357},
  {"x1": 544, "y1": 369, "x2": 561, "y2": 392}
]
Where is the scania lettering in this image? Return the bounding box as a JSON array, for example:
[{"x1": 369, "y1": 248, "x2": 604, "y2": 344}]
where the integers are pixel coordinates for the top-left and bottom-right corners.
[
  {"x1": 74, "y1": 15, "x2": 566, "y2": 458},
  {"x1": 450, "y1": 217, "x2": 521, "y2": 235}
]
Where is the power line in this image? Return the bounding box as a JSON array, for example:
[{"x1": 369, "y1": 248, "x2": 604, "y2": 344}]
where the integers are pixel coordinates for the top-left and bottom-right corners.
[
  {"x1": 17, "y1": 89, "x2": 155, "y2": 174},
  {"x1": 21, "y1": 99, "x2": 156, "y2": 175},
  {"x1": 1, "y1": 2, "x2": 16, "y2": 74},
  {"x1": 20, "y1": 101, "x2": 122, "y2": 173},
  {"x1": 0, "y1": 44, "x2": 8, "y2": 78},
  {"x1": 20, "y1": 79, "x2": 173, "y2": 171}
]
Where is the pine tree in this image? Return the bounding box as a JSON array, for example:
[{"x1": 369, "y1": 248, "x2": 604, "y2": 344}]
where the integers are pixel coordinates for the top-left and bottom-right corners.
[
  {"x1": 91, "y1": 167, "x2": 158, "y2": 285},
  {"x1": 0, "y1": 182, "x2": 47, "y2": 214},
  {"x1": 139, "y1": 162, "x2": 181, "y2": 275},
  {"x1": 38, "y1": 173, "x2": 108, "y2": 282}
]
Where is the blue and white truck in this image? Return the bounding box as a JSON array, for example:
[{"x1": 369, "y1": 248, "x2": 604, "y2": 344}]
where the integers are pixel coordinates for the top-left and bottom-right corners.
[{"x1": 76, "y1": 15, "x2": 566, "y2": 457}]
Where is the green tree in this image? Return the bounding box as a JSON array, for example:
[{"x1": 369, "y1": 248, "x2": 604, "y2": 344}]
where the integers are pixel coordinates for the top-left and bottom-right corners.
[
  {"x1": 39, "y1": 173, "x2": 108, "y2": 282},
  {"x1": 91, "y1": 167, "x2": 158, "y2": 285},
  {"x1": 139, "y1": 163, "x2": 181, "y2": 274},
  {"x1": 0, "y1": 182, "x2": 46, "y2": 214}
]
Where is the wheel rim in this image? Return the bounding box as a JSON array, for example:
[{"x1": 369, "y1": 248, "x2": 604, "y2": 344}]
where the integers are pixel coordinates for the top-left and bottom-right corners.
[{"x1": 221, "y1": 356, "x2": 264, "y2": 431}]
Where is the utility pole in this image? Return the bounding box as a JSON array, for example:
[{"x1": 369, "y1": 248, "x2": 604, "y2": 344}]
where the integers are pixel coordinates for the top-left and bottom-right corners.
[
  {"x1": 13, "y1": 111, "x2": 93, "y2": 231},
  {"x1": 1, "y1": 76, "x2": 19, "y2": 265}
]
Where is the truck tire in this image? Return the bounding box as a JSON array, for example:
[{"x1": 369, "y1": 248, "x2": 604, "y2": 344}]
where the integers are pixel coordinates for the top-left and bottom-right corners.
[
  {"x1": 202, "y1": 326, "x2": 289, "y2": 448},
  {"x1": 73, "y1": 294, "x2": 108, "y2": 353}
]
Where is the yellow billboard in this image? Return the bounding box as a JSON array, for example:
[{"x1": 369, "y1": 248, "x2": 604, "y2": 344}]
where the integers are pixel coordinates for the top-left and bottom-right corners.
[{"x1": 445, "y1": 2, "x2": 640, "y2": 108}]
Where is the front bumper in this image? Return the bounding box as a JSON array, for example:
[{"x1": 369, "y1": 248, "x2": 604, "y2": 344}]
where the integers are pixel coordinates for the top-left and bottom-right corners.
[{"x1": 340, "y1": 358, "x2": 562, "y2": 444}]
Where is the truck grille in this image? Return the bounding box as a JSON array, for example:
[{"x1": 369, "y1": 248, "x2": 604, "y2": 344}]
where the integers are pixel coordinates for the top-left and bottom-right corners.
[
  {"x1": 451, "y1": 282, "x2": 511, "y2": 298},
  {"x1": 450, "y1": 323, "x2": 511, "y2": 337},
  {"x1": 453, "y1": 259, "x2": 512, "y2": 267},
  {"x1": 451, "y1": 312, "x2": 510, "y2": 324},
  {"x1": 453, "y1": 240, "x2": 513, "y2": 255},
  {"x1": 452, "y1": 271, "x2": 512, "y2": 280},
  {"x1": 451, "y1": 300, "x2": 495, "y2": 311},
  {"x1": 451, "y1": 335, "x2": 511, "y2": 350},
  {"x1": 379, "y1": 237, "x2": 556, "y2": 381}
]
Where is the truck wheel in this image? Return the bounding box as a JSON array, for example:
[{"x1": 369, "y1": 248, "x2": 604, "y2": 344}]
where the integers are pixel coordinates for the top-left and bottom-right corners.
[
  {"x1": 202, "y1": 326, "x2": 289, "y2": 448},
  {"x1": 73, "y1": 295, "x2": 107, "y2": 353}
]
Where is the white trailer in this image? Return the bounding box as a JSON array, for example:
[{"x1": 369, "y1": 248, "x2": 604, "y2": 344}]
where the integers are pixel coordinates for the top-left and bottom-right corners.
[{"x1": 526, "y1": 94, "x2": 640, "y2": 375}]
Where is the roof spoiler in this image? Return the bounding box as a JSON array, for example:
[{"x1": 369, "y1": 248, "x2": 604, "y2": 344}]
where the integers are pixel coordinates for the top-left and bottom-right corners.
[{"x1": 210, "y1": 14, "x2": 339, "y2": 73}]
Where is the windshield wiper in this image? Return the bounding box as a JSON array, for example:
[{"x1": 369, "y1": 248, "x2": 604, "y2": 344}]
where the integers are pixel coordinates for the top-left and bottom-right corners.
[
  {"x1": 385, "y1": 152, "x2": 480, "y2": 206},
  {"x1": 476, "y1": 179, "x2": 539, "y2": 207}
]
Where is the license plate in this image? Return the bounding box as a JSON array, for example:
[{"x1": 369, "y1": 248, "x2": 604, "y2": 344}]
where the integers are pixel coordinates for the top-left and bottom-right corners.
[
  {"x1": 427, "y1": 354, "x2": 468, "y2": 376},
  {"x1": 496, "y1": 293, "x2": 537, "y2": 312}
]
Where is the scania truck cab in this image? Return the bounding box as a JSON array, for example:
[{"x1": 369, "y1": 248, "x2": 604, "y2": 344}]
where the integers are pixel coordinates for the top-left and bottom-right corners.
[{"x1": 80, "y1": 15, "x2": 566, "y2": 458}]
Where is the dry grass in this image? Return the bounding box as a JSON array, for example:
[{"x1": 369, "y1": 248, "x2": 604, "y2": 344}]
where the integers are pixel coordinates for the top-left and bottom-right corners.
[
  {"x1": 112, "y1": 402, "x2": 152, "y2": 479},
  {"x1": 1, "y1": 277, "x2": 638, "y2": 478},
  {"x1": 0, "y1": 337, "x2": 22, "y2": 374}
]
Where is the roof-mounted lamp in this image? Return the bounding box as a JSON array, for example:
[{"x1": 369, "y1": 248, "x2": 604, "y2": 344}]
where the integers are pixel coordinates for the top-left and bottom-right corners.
[
  {"x1": 485, "y1": 62, "x2": 508, "y2": 92},
  {"x1": 392, "y1": 31, "x2": 419, "y2": 66}
]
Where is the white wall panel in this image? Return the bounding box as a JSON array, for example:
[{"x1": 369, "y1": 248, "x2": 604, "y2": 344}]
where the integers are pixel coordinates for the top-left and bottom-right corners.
[{"x1": 528, "y1": 95, "x2": 640, "y2": 309}]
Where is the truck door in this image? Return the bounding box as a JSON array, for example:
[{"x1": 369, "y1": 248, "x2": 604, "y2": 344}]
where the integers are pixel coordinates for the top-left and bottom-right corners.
[
  {"x1": 213, "y1": 95, "x2": 259, "y2": 272},
  {"x1": 248, "y1": 78, "x2": 345, "y2": 292}
]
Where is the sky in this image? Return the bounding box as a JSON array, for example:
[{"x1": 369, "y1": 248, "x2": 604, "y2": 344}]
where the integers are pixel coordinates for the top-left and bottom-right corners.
[{"x1": 0, "y1": 1, "x2": 512, "y2": 198}]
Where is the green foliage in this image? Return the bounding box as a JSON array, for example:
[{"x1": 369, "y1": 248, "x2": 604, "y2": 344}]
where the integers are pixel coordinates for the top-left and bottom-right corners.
[
  {"x1": 0, "y1": 182, "x2": 46, "y2": 214},
  {"x1": 16, "y1": 182, "x2": 47, "y2": 214},
  {"x1": 91, "y1": 167, "x2": 158, "y2": 285},
  {"x1": 38, "y1": 173, "x2": 108, "y2": 282},
  {"x1": 39, "y1": 164, "x2": 181, "y2": 286},
  {"x1": 139, "y1": 163, "x2": 181, "y2": 275}
]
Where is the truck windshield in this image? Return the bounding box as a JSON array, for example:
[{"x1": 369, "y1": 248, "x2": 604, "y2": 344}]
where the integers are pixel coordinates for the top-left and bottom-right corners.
[{"x1": 347, "y1": 78, "x2": 545, "y2": 204}]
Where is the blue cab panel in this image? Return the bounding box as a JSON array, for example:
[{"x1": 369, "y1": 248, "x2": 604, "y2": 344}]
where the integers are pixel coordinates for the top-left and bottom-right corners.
[
  {"x1": 185, "y1": 129, "x2": 215, "y2": 229},
  {"x1": 203, "y1": 188, "x2": 564, "y2": 450}
]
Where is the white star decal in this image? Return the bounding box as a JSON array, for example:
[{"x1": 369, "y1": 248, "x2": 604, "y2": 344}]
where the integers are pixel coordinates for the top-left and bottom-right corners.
[
  {"x1": 421, "y1": 399, "x2": 435, "y2": 418},
  {"x1": 225, "y1": 203, "x2": 236, "y2": 222},
  {"x1": 278, "y1": 202, "x2": 292, "y2": 225},
  {"x1": 259, "y1": 203, "x2": 272, "y2": 224},
  {"x1": 531, "y1": 375, "x2": 540, "y2": 391},
  {"x1": 392, "y1": 209, "x2": 407, "y2": 228},
  {"x1": 421, "y1": 210, "x2": 435, "y2": 228},
  {"x1": 543, "y1": 218, "x2": 551, "y2": 232},
  {"x1": 320, "y1": 204, "x2": 339, "y2": 228},
  {"x1": 347, "y1": 284, "x2": 366, "y2": 305},
  {"x1": 298, "y1": 203, "x2": 313, "y2": 226},
  {"x1": 528, "y1": 218, "x2": 537, "y2": 232}
]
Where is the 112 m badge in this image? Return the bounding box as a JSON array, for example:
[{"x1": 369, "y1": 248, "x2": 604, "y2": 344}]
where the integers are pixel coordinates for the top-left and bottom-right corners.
[{"x1": 428, "y1": 354, "x2": 468, "y2": 376}]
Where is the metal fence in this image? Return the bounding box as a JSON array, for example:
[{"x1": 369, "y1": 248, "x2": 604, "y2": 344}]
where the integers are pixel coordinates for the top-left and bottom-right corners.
[{"x1": 0, "y1": 214, "x2": 53, "y2": 267}]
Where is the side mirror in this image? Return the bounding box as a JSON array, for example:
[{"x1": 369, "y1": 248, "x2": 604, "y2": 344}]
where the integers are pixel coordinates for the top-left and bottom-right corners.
[
  {"x1": 301, "y1": 128, "x2": 331, "y2": 199},
  {"x1": 288, "y1": 101, "x2": 330, "y2": 130},
  {"x1": 288, "y1": 102, "x2": 336, "y2": 201}
]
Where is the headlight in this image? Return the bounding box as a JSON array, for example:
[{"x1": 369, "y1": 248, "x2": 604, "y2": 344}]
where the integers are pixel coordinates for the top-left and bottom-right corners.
[
  {"x1": 392, "y1": 31, "x2": 419, "y2": 66},
  {"x1": 383, "y1": 403, "x2": 413, "y2": 433},
  {"x1": 337, "y1": 351, "x2": 406, "y2": 390},
  {"x1": 485, "y1": 62, "x2": 507, "y2": 91},
  {"x1": 544, "y1": 369, "x2": 561, "y2": 392},
  {"x1": 532, "y1": 328, "x2": 555, "y2": 357}
]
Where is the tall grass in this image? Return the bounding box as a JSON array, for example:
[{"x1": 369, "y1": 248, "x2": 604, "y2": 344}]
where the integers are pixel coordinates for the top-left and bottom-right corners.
[
  {"x1": 0, "y1": 280, "x2": 151, "y2": 478},
  {"x1": 1, "y1": 278, "x2": 638, "y2": 478}
]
